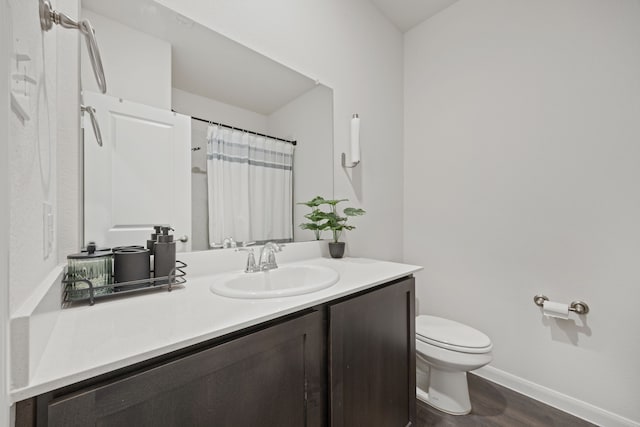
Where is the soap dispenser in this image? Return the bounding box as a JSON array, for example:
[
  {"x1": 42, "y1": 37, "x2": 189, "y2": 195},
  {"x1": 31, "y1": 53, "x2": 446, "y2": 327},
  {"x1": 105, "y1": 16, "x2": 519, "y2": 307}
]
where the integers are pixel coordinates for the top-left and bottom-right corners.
[
  {"x1": 147, "y1": 225, "x2": 162, "y2": 255},
  {"x1": 154, "y1": 226, "x2": 176, "y2": 285}
]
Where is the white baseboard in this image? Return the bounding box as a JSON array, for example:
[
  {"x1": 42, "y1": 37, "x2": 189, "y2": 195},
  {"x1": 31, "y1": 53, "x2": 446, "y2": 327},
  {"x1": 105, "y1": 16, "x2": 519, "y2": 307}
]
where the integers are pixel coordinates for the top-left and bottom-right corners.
[{"x1": 474, "y1": 366, "x2": 639, "y2": 427}]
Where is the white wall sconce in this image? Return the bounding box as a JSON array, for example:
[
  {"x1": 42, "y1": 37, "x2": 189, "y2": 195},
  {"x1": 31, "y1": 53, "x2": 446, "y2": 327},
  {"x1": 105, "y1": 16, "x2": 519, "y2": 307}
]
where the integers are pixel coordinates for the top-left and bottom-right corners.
[{"x1": 342, "y1": 113, "x2": 360, "y2": 168}]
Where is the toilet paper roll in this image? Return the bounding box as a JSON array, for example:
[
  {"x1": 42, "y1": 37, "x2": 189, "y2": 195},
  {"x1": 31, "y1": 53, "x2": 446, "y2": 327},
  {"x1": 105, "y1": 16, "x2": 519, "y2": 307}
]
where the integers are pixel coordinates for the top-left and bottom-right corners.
[{"x1": 542, "y1": 300, "x2": 570, "y2": 319}]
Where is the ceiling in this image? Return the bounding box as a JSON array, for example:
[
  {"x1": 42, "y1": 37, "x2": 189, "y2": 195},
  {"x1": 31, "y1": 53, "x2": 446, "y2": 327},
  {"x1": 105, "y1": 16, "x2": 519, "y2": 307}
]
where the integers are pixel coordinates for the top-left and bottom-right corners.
[
  {"x1": 370, "y1": 0, "x2": 460, "y2": 32},
  {"x1": 81, "y1": 0, "x2": 316, "y2": 115}
]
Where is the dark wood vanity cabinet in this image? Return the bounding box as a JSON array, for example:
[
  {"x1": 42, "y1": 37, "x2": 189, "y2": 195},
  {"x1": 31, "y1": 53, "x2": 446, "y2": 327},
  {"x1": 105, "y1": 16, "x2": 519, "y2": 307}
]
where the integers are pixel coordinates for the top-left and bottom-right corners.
[
  {"x1": 36, "y1": 310, "x2": 326, "y2": 427},
  {"x1": 17, "y1": 276, "x2": 415, "y2": 427},
  {"x1": 330, "y1": 276, "x2": 416, "y2": 427}
]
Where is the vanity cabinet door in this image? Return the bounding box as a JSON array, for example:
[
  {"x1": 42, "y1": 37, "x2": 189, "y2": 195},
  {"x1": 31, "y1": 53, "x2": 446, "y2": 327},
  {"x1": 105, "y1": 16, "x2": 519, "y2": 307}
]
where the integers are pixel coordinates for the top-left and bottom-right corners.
[
  {"x1": 45, "y1": 310, "x2": 326, "y2": 427},
  {"x1": 329, "y1": 277, "x2": 416, "y2": 427}
]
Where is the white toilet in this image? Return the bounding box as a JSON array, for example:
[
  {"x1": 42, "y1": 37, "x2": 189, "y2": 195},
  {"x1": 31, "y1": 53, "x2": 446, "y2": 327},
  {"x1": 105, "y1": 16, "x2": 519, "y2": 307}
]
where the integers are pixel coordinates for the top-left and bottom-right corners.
[{"x1": 415, "y1": 315, "x2": 493, "y2": 415}]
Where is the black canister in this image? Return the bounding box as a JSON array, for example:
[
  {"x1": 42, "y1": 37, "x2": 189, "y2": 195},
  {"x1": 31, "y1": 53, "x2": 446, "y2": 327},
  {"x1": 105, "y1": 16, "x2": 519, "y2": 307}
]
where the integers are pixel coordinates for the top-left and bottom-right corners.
[
  {"x1": 113, "y1": 246, "x2": 151, "y2": 291},
  {"x1": 154, "y1": 226, "x2": 176, "y2": 285}
]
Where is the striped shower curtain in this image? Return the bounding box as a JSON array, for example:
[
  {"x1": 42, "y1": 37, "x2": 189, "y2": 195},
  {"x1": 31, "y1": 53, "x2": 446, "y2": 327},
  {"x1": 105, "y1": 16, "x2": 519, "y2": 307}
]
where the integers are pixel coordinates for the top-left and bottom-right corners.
[{"x1": 206, "y1": 125, "x2": 294, "y2": 246}]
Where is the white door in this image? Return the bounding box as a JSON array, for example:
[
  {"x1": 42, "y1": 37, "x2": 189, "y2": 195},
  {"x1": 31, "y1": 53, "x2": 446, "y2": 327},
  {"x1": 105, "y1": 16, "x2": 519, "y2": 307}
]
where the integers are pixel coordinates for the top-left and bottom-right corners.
[{"x1": 83, "y1": 91, "x2": 191, "y2": 251}]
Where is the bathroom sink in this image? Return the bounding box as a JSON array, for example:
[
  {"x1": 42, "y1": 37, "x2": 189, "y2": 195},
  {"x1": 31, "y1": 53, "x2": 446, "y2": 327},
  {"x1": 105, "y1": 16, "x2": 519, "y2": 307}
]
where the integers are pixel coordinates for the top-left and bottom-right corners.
[{"x1": 210, "y1": 264, "x2": 339, "y2": 299}]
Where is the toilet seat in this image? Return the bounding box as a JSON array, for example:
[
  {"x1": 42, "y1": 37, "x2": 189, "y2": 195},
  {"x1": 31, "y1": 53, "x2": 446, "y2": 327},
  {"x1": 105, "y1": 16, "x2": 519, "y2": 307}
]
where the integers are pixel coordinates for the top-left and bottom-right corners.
[
  {"x1": 416, "y1": 315, "x2": 492, "y2": 354},
  {"x1": 415, "y1": 315, "x2": 493, "y2": 415}
]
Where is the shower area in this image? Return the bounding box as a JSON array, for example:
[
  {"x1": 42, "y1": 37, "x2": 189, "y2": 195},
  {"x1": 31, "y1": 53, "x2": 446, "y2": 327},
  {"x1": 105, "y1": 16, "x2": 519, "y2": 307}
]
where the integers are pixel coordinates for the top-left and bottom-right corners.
[
  {"x1": 189, "y1": 116, "x2": 297, "y2": 250},
  {"x1": 183, "y1": 77, "x2": 333, "y2": 251}
]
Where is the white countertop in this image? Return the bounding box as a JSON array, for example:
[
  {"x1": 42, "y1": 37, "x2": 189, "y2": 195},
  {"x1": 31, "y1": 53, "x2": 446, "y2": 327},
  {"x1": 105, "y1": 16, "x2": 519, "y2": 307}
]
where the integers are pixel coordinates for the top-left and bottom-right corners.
[{"x1": 10, "y1": 247, "x2": 421, "y2": 403}]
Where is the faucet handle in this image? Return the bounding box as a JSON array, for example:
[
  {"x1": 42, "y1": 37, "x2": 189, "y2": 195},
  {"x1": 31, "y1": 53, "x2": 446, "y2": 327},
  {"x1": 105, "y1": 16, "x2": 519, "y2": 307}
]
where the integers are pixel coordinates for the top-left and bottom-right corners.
[
  {"x1": 265, "y1": 241, "x2": 283, "y2": 252},
  {"x1": 267, "y1": 250, "x2": 277, "y2": 265},
  {"x1": 245, "y1": 251, "x2": 257, "y2": 273},
  {"x1": 236, "y1": 247, "x2": 258, "y2": 273}
]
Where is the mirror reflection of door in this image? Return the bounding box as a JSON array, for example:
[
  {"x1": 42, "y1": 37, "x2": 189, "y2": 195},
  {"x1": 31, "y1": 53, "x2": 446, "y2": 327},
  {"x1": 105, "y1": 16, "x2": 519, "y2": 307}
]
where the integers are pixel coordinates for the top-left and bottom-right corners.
[{"x1": 83, "y1": 92, "x2": 192, "y2": 251}]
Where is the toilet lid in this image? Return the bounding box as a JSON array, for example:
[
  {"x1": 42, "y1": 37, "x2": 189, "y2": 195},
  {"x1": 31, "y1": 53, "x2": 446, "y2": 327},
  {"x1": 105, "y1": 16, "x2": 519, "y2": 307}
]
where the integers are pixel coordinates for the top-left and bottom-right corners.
[{"x1": 416, "y1": 315, "x2": 492, "y2": 353}]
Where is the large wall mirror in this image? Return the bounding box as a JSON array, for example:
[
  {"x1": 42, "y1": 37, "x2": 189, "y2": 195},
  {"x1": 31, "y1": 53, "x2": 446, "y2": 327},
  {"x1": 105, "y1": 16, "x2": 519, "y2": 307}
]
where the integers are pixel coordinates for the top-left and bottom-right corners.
[{"x1": 80, "y1": 0, "x2": 334, "y2": 252}]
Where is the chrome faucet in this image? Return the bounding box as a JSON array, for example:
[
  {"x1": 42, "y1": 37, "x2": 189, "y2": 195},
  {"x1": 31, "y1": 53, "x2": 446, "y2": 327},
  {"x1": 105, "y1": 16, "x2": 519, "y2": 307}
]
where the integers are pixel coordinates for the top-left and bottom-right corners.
[
  {"x1": 258, "y1": 242, "x2": 283, "y2": 271},
  {"x1": 237, "y1": 242, "x2": 283, "y2": 273},
  {"x1": 223, "y1": 237, "x2": 237, "y2": 249}
]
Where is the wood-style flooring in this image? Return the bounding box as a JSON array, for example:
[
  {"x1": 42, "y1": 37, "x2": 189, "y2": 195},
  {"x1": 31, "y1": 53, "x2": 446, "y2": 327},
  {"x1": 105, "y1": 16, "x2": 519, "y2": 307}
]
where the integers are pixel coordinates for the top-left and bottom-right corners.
[{"x1": 416, "y1": 374, "x2": 598, "y2": 427}]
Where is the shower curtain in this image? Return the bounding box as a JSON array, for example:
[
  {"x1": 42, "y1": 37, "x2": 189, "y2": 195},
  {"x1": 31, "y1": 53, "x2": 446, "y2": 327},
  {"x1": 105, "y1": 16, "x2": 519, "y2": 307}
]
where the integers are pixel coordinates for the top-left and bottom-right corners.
[{"x1": 206, "y1": 125, "x2": 294, "y2": 246}]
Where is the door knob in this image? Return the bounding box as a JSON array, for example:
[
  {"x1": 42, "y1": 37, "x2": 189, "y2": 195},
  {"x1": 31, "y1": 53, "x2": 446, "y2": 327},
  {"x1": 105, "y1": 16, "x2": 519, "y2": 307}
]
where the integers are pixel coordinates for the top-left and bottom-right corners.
[{"x1": 178, "y1": 235, "x2": 189, "y2": 243}]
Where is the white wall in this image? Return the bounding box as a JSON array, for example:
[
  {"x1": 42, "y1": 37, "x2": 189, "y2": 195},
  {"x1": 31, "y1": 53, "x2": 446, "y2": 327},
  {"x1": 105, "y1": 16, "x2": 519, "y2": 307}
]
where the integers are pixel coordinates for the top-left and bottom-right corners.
[
  {"x1": 2, "y1": 1, "x2": 76, "y2": 420},
  {"x1": 172, "y1": 87, "x2": 270, "y2": 251},
  {"x1": 80, "y1": 9, "x2": 171, "y2": 109},
  {"x1": 268, "y1": 85, "x2": 334, "y2": 241},
  {"x1": 156, "y1": 0, "x2": 405, "y2": 261},
  {"x1": 172, "y1": 87, "x2": 269, "y2": 133},
  {"x1": 5, "y1": 0, "x2": 80, "y2": 409},
  {"x1": 1, "y1": 0, "x2": 11, "y2": 422},
  {"x1": 187, "y1": 120, "x2": 209, "y2": 251},
  {"x1": 57, "y1": 0, "x2": 82, "y2": 268},
  {"x1": 8, "y1": 0, "x2": 60, "y2": 315},
  {"x1": 404, "y1": 0, "x2": 640, "y2": 425}
]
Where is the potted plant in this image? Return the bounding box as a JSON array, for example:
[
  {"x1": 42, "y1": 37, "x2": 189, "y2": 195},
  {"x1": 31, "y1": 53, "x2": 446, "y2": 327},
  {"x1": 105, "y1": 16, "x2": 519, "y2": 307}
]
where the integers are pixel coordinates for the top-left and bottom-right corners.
[
  {"x1": 319, "y1": 198, "x2": 365, "y2": 258},
  {"x1": 298, "y1": 196, "x2": 365, "y2": 258},
  {"x1": 298, "y1": 196, "x2": 329, "y2": 240}
]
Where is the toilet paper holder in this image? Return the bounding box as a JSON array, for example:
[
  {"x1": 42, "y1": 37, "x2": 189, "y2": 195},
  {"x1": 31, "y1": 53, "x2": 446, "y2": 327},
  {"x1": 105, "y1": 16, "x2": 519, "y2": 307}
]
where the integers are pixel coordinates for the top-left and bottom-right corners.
[{"x1": 533, "y1": 295, "x2": 590, "y2": 315}]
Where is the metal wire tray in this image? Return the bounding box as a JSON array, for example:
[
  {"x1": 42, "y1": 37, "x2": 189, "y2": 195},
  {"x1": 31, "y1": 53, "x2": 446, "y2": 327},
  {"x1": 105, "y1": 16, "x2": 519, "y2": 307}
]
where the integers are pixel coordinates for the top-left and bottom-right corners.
[{"x1": 62, "y1": 260, "x2": 187, "y2": 306}]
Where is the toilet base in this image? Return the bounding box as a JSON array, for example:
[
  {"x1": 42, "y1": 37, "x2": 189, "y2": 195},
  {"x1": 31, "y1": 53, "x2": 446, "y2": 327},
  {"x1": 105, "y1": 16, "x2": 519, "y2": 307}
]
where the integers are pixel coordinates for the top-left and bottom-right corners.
[{"x1": 416, "y1": 367, "x2": 472, "y2": 415}]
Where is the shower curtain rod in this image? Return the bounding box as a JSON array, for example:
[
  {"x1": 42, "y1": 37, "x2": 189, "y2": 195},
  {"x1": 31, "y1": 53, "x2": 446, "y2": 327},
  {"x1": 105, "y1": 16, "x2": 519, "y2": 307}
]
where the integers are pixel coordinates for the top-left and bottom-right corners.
[{"x1": 174, "y1": 110, "x2": 297, "y2": 146}]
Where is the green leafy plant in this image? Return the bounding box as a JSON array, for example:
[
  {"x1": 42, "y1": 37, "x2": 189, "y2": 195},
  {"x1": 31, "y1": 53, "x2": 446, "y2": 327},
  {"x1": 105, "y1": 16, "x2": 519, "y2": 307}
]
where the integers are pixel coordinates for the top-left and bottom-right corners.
[
  {"x1": 298, "y1": 196, "x2": 365, "y2": 243},
  {"x1": 298, "y1": 196, "x2": 329, "y2": 240},
  {"x1": 321, "y1": 199, "x2": 366, "y2": 243}
]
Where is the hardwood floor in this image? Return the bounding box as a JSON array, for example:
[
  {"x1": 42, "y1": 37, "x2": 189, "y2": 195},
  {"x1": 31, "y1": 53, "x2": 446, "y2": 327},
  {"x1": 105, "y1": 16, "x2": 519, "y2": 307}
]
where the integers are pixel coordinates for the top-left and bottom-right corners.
[{"x1": 416, "y1": 374, "x2": 598, "y2": 427}]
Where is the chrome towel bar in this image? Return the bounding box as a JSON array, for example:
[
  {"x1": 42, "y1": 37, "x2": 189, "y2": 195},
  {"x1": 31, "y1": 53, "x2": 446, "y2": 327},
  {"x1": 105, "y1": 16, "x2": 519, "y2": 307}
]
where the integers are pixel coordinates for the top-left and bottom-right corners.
[
  {"x1": 81, "y1": 105, "x2": 102, "y2": 147},
  {"x1": 39, "y1": 0, "x2": 107, "y2": 93}
]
